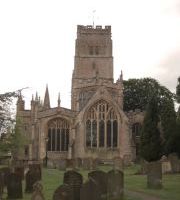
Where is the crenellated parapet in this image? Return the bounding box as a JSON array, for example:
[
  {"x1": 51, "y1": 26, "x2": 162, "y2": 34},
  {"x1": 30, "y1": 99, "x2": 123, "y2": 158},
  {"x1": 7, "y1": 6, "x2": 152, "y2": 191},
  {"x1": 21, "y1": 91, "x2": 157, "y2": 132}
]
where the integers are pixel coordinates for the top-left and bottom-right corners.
[{"x1": 77, "y1": 25, "x2": 111, "y2": 36}]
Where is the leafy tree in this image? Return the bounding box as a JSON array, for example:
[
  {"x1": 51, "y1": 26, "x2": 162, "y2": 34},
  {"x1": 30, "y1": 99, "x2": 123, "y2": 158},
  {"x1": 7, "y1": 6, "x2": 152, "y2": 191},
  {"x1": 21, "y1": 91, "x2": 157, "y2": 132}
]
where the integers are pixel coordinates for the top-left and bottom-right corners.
[
  {"x1": 140, "y1": 96, "x2": 162, "y2": 162},
  {"x1": 123, "y1": 78, "x2": 174, "y2": 112}
]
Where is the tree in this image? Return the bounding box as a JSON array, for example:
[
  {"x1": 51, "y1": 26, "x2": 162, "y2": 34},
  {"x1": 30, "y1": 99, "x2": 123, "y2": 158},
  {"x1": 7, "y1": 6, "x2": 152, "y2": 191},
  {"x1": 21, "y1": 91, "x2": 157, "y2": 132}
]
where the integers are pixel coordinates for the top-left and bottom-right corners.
[
  {"x1": 123, "y1": 78, "x2": 174, "y2": 112},
  {"x1": 176, "y1": 77, "x2": 180, "y2": 104},
  {"x1": 140, "y1": 96, "x2": 162, "y2": 162}
]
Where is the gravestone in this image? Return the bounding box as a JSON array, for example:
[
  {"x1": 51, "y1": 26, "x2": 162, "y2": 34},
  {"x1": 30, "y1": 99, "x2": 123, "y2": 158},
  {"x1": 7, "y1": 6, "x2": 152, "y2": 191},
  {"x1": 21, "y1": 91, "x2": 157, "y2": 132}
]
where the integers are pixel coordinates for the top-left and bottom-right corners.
[
  {"x1": 107, "y1": 170, "x2": 124, "y2": 200},
  {"x1": 0, "y1": 167, "x2": 11, "y2": 186},
  {"x1": 113, "y1": 157, "x2": 123, "y2": 171},
  {"x1": 53, "y1": 184, "x2": 73, "y2": 200},
  {"x1": 25, "y1": 170, "x2": 40, "y2": 193},
  {"x1": 80, "y1": 179, "x2": 101, "y2": 200},
  {"x1": 147, "y1": 161, "x2": 162, "y2": 189},
  {"x1": 31, "y1": 181, "x2": 45, "y2": 200},
  {"x1": 161, "y1": 156, "x2": 172, "y2": 174},
  {"x1": 15, "y1": 166, "x2": 24, "y2": 180},
  {"x1": 92, "y1": 158, "x2": 99, "y2": 170},
  {"x1": 168, "y1": 153, "x2": 180, "y2": 173},
  {"x1": 66, "y1": 159, "x2": 74, "y2": 169},
  {"x1": 88, "y1": 170, "x2": 107, "y2": 199},
  {"x1": 29, "y1": 164, "x2": 42, "y2": 180},
  {"x1": 75, "y1": 158, "x2": 82, "y2": 169},
  {"x1": 82, "y1": 158, "x2": 92, "y2": 170},
  {"x1": 0, "y1": 172, "x2": 3, "y2": 199},
  {"x1": 7, "y1": 173, "x2": 23, "y2": 199},
  {"x1": 63, "y1": 170, "x2": 83, "y2": 200},
  {"x1": 57, "y1": 159, "x2": 67, "y2": 170}
]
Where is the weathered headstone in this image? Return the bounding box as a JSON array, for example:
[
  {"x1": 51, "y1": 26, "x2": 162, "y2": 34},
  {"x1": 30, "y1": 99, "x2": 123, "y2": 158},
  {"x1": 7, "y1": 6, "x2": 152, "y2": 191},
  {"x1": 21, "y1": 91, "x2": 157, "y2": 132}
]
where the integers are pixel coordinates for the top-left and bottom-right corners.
[
  {"x1": 57, "y1": 159, "x2": 67, "y2": 170},
  {"x1": 88, "y1": 170, "x2": 107, "y2": 199},
  {"x1": 75, "y1": 158, "x2": 82, "y2": 169},
  {"x1": 63, "y1": 170, "x2": 83, "y2": 200},
  {"x1": 31, "y1": 181, "x2": 45, "y2": 200},
  {"x1": 161, "y1": 155, "x2": 172, "y2": 174},
  {"x1": 25, "y1": 170, "x2": 40, "y2": 193},
  {"x1": 80, "y1": 179, "x2": 101, "y2": 200},
  {"x1": 113, "y1": 157, "x2": 123, "y2": 171},
  {"x1": 82, "y1": 158, "x2": 92, "y2": 170},
  {"x1": 168, "y1": 153, "x2": 180, "y2": 173},
  {"x1": 53, "y1": 184, "x2": 73, "y2": 200},
  {"x1": 15, "y1": 166, "x2": 24, "y2": 180},
  {"x1": 107, "y1": 170, "x2": 124, "y2": 200},
  {"x1": 147, "y1": 161, "x2": 162, "y2": 189},
  {"x1": 0, "y1": 167, "x2": 11, "y2": 186},
  {"x1": 29, "y1": 164, "x2": 42, "y2": 180},
  {"x1": 7, "y1": 173, "x2": 23, "y2": 199},
  {"x1": 0, "y1": 172, "x2": 3, "y2": 199}
]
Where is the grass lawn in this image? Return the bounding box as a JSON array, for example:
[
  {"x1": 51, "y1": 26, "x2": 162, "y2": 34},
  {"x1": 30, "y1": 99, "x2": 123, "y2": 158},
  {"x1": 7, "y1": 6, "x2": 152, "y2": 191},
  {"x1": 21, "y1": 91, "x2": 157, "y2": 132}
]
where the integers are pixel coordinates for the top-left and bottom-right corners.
[{"x1": 1, "y1": 164, "x2": 180, "y2": 200}]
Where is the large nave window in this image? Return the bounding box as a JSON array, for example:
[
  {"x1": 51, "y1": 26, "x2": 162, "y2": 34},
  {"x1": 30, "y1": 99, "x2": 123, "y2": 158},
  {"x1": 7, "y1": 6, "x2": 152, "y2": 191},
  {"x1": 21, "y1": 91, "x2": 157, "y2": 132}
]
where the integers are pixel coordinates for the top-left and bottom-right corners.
[
  {"x1": 47, "y1": 118, "x2": 69, "y2": 152},
  {"x1": 86, "y1": 100, "x2": 118, "y2": 148}
]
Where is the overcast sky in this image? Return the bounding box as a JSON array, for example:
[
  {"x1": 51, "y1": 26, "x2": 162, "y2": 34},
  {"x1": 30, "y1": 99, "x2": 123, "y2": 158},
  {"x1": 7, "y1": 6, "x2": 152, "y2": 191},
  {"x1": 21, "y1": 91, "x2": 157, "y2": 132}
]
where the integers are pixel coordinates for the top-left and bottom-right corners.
[{"x1": 0, "y1": 0, "x2": 180, "y2": 109}]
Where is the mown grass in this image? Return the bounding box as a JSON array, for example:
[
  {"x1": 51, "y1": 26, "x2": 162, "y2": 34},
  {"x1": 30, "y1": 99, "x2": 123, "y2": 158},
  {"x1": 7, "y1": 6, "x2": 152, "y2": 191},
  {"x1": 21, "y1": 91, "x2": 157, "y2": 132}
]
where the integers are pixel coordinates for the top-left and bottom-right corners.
[{"x1": 1, "y1": 164, "x2": 180, "y2": 200}]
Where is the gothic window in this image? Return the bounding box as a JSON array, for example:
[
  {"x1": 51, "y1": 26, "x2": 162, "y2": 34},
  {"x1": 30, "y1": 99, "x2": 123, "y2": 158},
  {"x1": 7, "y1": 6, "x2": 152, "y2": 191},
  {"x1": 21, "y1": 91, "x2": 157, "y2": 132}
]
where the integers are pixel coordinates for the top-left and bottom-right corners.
[
  {"x1": 47, "y1": 118, "x2": 69, "y2": 152},
  {"x1": 85, "y1": 100, "x2": 118, "y2": 148},
  {"x1": 132, "y1": 123, "x2": 142, "y2": 137}
]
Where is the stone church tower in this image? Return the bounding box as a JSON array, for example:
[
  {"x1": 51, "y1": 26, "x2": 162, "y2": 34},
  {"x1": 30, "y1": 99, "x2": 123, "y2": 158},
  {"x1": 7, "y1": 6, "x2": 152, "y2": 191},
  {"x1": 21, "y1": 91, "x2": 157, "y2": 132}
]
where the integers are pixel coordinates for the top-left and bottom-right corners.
[{"x1": 16, "y1": 25, "x2": 133, "y2": 165}]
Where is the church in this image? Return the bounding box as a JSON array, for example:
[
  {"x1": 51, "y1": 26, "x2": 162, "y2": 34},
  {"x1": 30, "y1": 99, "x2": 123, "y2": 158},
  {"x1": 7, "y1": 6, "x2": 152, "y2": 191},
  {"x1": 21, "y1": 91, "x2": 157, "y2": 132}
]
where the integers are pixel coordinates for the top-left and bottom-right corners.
[{"x1": 16, "y1": 25, "x2": 144, "y2": 165}]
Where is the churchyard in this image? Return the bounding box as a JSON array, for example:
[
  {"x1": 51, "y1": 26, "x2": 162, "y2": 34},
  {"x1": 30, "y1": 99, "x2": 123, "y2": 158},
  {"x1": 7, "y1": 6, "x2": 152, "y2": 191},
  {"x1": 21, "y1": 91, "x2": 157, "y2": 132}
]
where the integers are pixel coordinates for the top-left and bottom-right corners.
[{"x1": 0, "y1": 160, "x2": 180, "y2": 200}]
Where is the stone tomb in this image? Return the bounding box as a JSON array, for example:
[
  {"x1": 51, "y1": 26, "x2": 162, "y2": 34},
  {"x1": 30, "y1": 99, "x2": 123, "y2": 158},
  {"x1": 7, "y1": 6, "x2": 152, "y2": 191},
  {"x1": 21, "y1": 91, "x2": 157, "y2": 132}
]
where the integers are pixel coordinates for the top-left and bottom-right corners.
[
  {"x1": 107, "y1": 170, "x2": 124, "y2": 200},
  {"x1": 63, "y1": 170, "x2": 83, "y2": 200},
  {"x1": 31, "y1": 181, "x2": 45, "y2": 200},
  {"x1": 7, "y1": 173, "x2": 23, "y2": 199},
  {"x1": 88, "y1": 170, "x2": 108, "y2": 199}
]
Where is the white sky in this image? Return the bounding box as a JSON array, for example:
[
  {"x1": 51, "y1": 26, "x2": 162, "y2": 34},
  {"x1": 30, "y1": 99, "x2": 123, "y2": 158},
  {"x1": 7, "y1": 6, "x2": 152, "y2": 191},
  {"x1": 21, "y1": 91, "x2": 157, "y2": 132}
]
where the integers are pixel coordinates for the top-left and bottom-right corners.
[{"x1": 0, "y1": 0, "x2": 180, "y2": 109}]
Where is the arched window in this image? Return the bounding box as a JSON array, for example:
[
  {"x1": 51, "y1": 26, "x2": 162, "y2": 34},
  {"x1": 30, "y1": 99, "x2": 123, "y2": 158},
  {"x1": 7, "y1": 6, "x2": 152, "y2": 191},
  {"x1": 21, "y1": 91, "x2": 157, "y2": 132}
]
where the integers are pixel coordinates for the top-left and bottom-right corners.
[
  {"x1": 85, "y1": 100, "x2": 118, "y2": 148},
  {"x1": 132, "y1": 123, "x2": 142, "y2": 137},
  {"x1": 47, "y1": 118, "x2": 69, "y2": 152}
]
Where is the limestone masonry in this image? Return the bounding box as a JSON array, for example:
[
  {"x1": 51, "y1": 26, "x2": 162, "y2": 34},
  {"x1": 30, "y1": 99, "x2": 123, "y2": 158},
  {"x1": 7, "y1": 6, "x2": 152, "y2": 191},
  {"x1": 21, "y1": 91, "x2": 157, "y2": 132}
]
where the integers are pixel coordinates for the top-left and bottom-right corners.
[{"x1": 16, "y1": 25, "x2": 144, "y2": 165}]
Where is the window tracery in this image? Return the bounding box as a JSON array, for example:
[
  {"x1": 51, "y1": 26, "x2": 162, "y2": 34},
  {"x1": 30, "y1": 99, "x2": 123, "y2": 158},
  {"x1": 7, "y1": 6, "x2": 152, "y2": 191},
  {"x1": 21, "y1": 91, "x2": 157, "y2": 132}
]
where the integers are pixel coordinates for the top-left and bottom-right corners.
[
  {"x1": 47, "y1": 118, "x2": 69, "y2": 152},
  {"x1": 86, "y1": 100, "x2": 118, "y2": 148}
]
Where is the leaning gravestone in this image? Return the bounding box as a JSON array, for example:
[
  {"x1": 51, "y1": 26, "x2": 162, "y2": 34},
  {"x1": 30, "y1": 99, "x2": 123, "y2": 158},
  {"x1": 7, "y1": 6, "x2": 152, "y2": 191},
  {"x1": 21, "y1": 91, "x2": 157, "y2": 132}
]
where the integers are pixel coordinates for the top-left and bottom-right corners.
[
  {"x1": 53, "y1": 184, "x2": 73, "y2": 200},
  {"x1": 168, "y1": 153, "x2": 180, "y2": 173},
  {"x1": 31, "y1": 181, "x2": 45, "y2": 200},
  {"x1": 7, "y1": 173, "x2": 23, "y2": 199},
  {"x1": 161, "y1": 155, "x2": 172, "y2": 174},
  {"x1": 25, "y1": 170, "x2": 40, "y2": 193},
  {"x1": 147, "y1": 161, "x2": 162, "y2": 189},
  {"x1": 80, "y1": 178, "x2": 101, "y2": 200},
  {"x1": 63, "y1": 170, "x2": 83, "y2": 200},
  {"x1": 88, "y1": 170, "x2": 107, "y2": 199},
  {"x1": 107, "y1": 170, "x2": 124, "y2": 200}
]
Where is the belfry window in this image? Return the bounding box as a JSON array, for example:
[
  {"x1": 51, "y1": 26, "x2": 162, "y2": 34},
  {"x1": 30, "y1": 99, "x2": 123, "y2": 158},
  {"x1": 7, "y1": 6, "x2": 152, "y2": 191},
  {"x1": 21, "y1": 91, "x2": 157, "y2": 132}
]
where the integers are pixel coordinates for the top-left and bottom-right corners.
[
  {"x1": 47, "y1": 118, "x2": 69, "y2": 152},
  {"x1": 85, "y1": 100, "x2": 118, "y2": 148}
]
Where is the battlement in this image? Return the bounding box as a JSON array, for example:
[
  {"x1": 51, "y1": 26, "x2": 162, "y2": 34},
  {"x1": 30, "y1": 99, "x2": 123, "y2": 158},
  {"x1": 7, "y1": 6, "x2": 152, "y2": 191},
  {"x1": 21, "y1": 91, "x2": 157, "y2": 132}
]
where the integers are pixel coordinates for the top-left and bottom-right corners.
[{"x1": 77, "y1": 25, "x2": 111, "y2": 35}]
